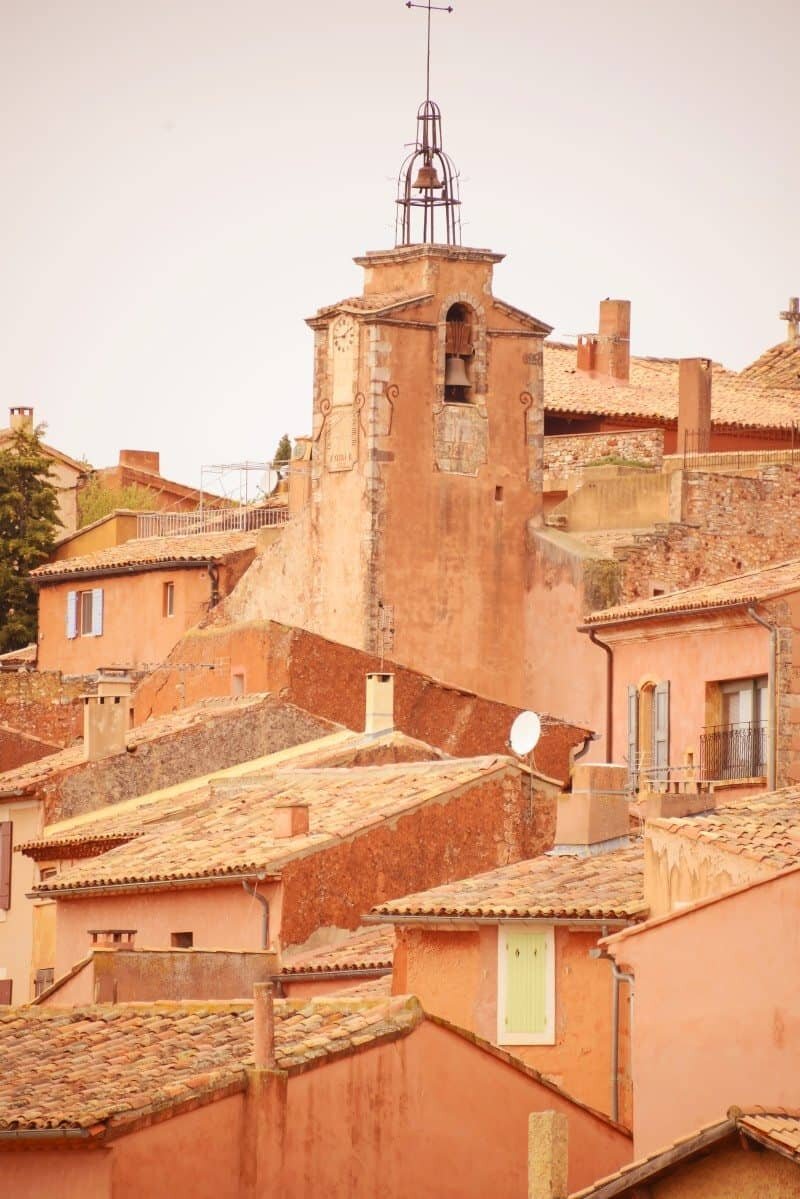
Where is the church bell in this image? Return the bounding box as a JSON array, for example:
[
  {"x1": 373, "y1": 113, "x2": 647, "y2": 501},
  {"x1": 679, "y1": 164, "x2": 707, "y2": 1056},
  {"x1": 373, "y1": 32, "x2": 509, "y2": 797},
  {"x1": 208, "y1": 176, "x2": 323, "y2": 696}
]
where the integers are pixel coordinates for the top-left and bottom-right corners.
[
  {"x1": 413, "y1": 161, "x2": 443, "y2": 191},
  {"x1": 444, "y1": 355, "x2": 470, "y2": 388}
]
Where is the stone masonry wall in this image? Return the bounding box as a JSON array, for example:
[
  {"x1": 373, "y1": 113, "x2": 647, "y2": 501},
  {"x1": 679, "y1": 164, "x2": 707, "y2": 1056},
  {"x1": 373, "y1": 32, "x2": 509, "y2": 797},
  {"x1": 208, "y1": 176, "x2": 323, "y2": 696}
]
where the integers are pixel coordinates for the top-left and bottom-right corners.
[
  {"x1": 0, "y1": 672, "x2": 86, "y2": 771},
  {"x1": 614, "y1": 466, "x2": 800, "y2": 604},
  {"x1": 544, "y1": 429, "x2": 664, "y2": 482}
]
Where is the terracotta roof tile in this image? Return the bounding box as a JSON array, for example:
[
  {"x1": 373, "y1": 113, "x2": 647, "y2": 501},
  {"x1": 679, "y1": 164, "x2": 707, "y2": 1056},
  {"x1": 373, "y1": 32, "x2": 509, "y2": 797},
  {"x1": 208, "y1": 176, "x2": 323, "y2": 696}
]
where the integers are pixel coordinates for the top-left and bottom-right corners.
[
  {"x1": 33, "y1": 756, "x2": 515, "y2": 894},
  {"x1": 739, "y1": 340, "x2": 800, "y2": 391},
  {"x1": 31, "y1": 531, "x2": 257, "y2": 580},
  {"x1": 311, "y1": 292, "x2": 433, "y2": 319},
  {"x1": 738, "y1": 1109, "x2": 800, "y2": 1155},
  {"x1": 281, "y1": 925, "x2": 395, "y2": 975},
  {"x1": 371, "y1": 844, "x2": 645, "y2": 921},
  {"x1": 544, "y1": 342, "x2": 800, "y2": 431},
  {"x1": 648, "y1": 790, "x2": 800, "y2": 872},
  {"x1": 585, "y1": 557, "x2": 800, "y2": 625},
  {"x1": 0, "y1": 996, "x2": 421, "y2": 1133}
]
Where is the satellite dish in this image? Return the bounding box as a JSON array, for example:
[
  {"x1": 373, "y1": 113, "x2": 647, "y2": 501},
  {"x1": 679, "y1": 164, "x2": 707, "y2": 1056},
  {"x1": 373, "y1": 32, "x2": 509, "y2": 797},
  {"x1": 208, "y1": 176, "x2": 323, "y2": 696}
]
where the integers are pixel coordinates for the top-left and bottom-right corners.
[{"x1": 509, "y1": 710, "x2": 542, "y2": 756}]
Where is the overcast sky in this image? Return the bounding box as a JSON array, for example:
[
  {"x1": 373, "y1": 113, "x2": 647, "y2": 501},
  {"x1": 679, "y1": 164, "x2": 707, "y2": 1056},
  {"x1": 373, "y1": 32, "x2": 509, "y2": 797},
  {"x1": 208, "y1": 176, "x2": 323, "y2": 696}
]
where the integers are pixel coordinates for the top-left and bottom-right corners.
[{"x1": 1, "y1": 0, "x2": 797, "y2": 491}]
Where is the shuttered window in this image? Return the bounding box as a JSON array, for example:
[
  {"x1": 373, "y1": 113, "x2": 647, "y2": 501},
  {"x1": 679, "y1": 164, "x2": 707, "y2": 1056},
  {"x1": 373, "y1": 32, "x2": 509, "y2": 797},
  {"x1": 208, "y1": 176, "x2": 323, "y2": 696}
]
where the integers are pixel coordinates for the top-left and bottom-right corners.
[
  {"x1": 0, "y1": 979, "x2": 12, "y2": 1005},
  {"x1": 0, "y1": 822, "x2": 11, "y2": 911},
  {"x1": 498, "y1": 925, "x2": 555, "y2": 1045},
  {"x1": 66, "y1": 588, "x2": 104, "y2": 638},
  {"x1": 66, "y1": 591, "x2": 78, "y2": 639},
  {"x1": 654, "y1": 680, "x2": 670, "y2": 782}
]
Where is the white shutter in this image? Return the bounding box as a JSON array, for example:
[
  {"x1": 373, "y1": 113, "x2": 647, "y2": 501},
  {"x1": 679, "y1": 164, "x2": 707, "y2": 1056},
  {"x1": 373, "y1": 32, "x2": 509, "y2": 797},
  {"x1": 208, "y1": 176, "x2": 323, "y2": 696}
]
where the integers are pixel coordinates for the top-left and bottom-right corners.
[
  {"x1": 91, "y1": 588, "x2": 104, "y2": 637},
  {"x1": 66, "y1": 591, "x2": 78, "y2": 639},
  {"x1": 654, "y1": 681, "x2": 670, "y2": 782}
]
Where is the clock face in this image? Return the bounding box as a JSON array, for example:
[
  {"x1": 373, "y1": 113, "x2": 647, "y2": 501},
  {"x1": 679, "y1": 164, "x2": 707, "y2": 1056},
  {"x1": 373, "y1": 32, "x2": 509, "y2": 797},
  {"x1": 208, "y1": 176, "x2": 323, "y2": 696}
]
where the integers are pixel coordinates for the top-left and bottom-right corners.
[{"x1": 332, "y1": 315, "x2": 357, "y2": 354}]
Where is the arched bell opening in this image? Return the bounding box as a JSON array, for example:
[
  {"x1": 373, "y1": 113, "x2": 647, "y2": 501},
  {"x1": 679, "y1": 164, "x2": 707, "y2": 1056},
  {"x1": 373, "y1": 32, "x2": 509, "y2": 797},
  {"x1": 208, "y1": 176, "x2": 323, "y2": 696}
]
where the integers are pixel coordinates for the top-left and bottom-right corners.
[{"x1": 444, "y1": 303, "x2": 475, "y2": 404}]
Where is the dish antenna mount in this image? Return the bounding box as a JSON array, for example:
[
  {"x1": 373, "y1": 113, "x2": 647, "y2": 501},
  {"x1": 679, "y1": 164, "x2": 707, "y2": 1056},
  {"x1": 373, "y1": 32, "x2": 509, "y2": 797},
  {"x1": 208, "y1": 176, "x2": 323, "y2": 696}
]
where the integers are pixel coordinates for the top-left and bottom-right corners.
[{"x1": 509, "y1": 710, "x2": 542, "y2": 818}]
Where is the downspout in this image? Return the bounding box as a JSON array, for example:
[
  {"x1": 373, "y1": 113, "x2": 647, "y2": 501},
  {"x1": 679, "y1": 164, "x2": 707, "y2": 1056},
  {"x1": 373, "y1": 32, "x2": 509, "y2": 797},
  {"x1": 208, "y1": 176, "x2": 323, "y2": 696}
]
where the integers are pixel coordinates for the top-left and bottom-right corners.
[
  {"x1": 242, "y1": 879, "x2": 270, "y2": 949},
  {"x1": 582, "y1": 628, "x2": 614, "y2": 758},
  {"x1": 747, "y1": 606, "x2": 777, "y2": 791},
  {"x1": 609, "y1": 961, "x2": 634, "y2": 1124},
  {"x1": 207, "y1": 563, "x2": 221, "y2": 608}
]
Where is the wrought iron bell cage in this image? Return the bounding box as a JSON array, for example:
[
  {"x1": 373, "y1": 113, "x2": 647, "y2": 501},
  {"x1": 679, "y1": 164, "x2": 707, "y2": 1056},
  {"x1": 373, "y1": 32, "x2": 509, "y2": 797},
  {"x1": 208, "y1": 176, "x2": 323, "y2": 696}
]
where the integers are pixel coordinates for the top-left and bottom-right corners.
[{"x1": 396, "y1": 100, "x2": 462, "y2": 247}]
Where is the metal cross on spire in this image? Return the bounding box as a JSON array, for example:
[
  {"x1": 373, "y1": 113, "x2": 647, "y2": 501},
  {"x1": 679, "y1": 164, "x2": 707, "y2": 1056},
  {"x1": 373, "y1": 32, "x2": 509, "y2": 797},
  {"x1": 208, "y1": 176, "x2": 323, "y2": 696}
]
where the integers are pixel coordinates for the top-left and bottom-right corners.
[{"x1": 406, "y1": 0, "x2": 453, "y2": 105}]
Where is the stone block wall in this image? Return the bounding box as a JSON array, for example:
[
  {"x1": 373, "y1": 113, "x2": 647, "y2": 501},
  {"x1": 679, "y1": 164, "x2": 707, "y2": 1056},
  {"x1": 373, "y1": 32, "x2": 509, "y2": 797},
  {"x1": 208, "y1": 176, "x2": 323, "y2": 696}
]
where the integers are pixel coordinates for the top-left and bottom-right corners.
[
  {"x1": 543, "y1": 429, "x2": 664, "y2": 482},
  {"x1": 0, "y1": 671, "x2": 85, "y2": 770}
]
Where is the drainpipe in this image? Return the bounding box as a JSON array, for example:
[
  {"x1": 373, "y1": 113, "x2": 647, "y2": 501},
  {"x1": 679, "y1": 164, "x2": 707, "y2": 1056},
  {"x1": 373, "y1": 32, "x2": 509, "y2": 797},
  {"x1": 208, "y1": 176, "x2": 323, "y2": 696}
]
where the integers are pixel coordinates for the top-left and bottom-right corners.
[
  {"x1": 747, "y1": 606, "x2": 777, "y2": 791},
  {"x1": 242, "y1": 879, "x2": 270, "y2": 949},
  {"x1": 609, "y1": 961, "x2": 634, "y2": 1124},
  {"x1": 207, "y1": 563, "x2": 221, "y2": 608},
  {"x1": 581, "y1": 628, "x2": 614, "y2": 758},
  {"x1": 572, "y1": 730, "x2": 601, "y2": 764}
]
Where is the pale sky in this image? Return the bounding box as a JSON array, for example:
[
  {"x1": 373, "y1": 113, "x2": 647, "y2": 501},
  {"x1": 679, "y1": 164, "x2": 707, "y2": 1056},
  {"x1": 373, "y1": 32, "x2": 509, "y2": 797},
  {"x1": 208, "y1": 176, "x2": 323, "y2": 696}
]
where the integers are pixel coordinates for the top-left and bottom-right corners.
[{"x1": 1, "y1": 0, "x2": 797, "y2": 491}]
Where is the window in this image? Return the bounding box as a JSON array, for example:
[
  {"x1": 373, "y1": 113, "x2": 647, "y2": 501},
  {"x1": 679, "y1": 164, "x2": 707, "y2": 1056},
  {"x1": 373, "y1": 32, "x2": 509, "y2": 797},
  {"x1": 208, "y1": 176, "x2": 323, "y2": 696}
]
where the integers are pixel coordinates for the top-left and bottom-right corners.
[
  {"x1": 66, "y1": 588, "x2": 103, "y2": 639},
  {"x1": 34, "y1": 968, "x2": 54, "y2": 998},
  {"x1": 0, "y1": 978, "x2": 12, "y2": 1005},
  {"x1": 701, "y1": 676, "x2": 768, "y2": 780},
  {"x1": 497, "y1": 924, "x2": 555, "y2": 1046},
  {"x1": 231, "y1": 672, "x2": 245, "y2": 698},
  {"x1": 627, "y1": 681, "x2": 670, "y2": 789},
  {"x1": 171, "y1": 932, "x2": 193, "y2": 948},
  {"x1": 163, "y1": 581, "x2": 175, "y2": 618}
]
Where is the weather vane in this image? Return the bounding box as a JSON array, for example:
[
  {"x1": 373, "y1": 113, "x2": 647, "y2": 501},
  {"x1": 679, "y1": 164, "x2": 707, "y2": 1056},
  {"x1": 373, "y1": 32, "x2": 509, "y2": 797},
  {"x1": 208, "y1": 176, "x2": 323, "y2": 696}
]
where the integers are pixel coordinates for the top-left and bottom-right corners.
[{"x1": 406, "y1": 1, "x2": 454, "y2": 105}]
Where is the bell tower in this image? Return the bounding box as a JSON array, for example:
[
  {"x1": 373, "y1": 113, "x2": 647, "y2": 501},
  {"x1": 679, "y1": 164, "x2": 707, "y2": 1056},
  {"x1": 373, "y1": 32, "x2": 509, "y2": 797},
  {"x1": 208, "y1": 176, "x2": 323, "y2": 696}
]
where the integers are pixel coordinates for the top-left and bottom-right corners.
[{"x1": 261, "y1": 4, "x2": 553, "y2": 708}]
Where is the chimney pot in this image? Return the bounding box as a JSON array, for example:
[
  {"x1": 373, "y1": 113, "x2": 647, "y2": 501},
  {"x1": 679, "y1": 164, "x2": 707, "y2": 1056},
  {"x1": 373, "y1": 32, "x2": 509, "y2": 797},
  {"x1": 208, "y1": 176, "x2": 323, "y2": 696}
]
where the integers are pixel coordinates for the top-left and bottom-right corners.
[
  {"x1": 9, "y1": 407, "x2": 34, "y2": 434},
  {"x1": 253, "y1": 982, "x2": 276, "y2": 1069},
  {"x1": 365, "y1": 672, "x2": 395, "y2": 735},
  {"x1": 83, "y1": 676, "x2": 133, "y2": 762},
  {"x1": 528, "y1": 1111, "x2": 568, "y2": 1199}
]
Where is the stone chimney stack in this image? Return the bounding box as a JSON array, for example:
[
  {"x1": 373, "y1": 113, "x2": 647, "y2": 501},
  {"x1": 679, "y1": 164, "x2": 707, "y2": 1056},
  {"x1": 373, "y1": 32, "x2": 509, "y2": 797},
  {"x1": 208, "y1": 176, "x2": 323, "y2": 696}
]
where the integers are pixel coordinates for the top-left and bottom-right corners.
[
  {"x1": 273, "y1": 804, "x2": 310, "y2": 839},
  {"x1": 119, "y1": 449, "x2": 160, "y2": 475},
  {"x1": 9, "y1": 407, "x2": 34, "y2": 434},
  {"x1": 555, "y1": 764, "x2": 630, "y2": 852},
  {"x1": 365, "y1": 672, "x2": 395, "y2": 735},
  {"x1": 677, "y1": 358, "x2": 712, "y2": 456},
  {"x1": 528, "y1": 1111, "x2": 568, "y2": 1199},
  {"x1": 253, "y1": 982, "x2": 276, "y2": 1069},
  {"x1": 576, "y1": 301, "x2": 631, "y2": 383},
  {"x1": 83, "y1": 672, "x2": 133, "y2": 762}
]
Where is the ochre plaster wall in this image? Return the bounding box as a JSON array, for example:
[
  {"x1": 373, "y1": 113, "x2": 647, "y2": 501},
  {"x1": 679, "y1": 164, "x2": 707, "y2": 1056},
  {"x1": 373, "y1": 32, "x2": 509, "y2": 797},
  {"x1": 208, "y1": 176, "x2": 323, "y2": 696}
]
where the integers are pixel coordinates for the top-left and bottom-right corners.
[
  {"x1": 644, "y1": 825, "x2": 773, "y2": 918},
  {"x1": 271, "y1": 1019, "x2": 630, "y2": 1197},
  {"x1": 610, "y1": 868, "x2": 800, "y2": 1156},
  {"x1": 53, "y1": 512, "x2": 139, "y2": 561},
  {"x1": 0, "y1": 1149, "x2": 112, "y2": 1197},
  {"x1": 649, "y1": 1140, "x2": 800, "y2": 1197},
  {"x1": 52, "y1": 884, "x2": 279, "y2": 979},
  {"x1": 394, "y1": 924, "x2": 631, "y2": 1122},
  {"x1": 37, "y1": 567, "x2": 218, "y2": 673},
  {"x1": 0, "y1": 799, "x2": 40, "y2": 1003}
]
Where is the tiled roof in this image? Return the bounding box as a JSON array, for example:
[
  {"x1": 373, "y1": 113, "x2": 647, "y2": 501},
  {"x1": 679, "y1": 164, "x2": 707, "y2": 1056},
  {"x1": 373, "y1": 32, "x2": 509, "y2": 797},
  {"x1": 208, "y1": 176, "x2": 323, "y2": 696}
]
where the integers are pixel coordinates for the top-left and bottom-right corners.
[
  {"x1": 570, "y1": 1107, "x2": 800, "y2": 1197},
  {"x1": 311, "y1": 292, "x2": 434, "y2": 320},
  {"x1": 585, "y1": 557, "x2": 800, "y2": 625},
  {"x1": 281, "y1": 925, "x2": 395, "y2": 975},
  {"x1": 543, "y1": 342, "x2": 800, "y2": 431},
  {"x1": 31, "y1": 531, "x2": 257, "y2": 580},
  {"x1": 648, "y1": 790, "x2": 800, "y2": 873},
  {"x1": 0, "y1": 995, "x2": 421, "y2": 1134},
  {"x1": 370, "y1": 844, "x2": 645, "y2": 921},
  {"x1": 740, "y1": 340, "x2": 800, "y2": 391},
  {"x1": 0, "y1": 642, "x2": 36, "y2": 665},
  {"x1": 33, "y1": 756, "x2": 516, "y2": 894}
]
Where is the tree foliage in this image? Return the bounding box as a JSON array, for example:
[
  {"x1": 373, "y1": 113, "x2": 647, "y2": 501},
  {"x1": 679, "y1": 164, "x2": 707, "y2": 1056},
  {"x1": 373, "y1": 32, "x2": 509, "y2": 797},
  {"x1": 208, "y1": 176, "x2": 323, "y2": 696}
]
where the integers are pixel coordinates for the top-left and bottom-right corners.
[
  {"x1": 0, "y1": 428, "x2": 61, "y2": 653},
  {"x1": 77, "y1": 477, "x2": 155, "y2": 528},
  {"x1": 272, "y1": 433, "x2": 292, "y2": 465}
]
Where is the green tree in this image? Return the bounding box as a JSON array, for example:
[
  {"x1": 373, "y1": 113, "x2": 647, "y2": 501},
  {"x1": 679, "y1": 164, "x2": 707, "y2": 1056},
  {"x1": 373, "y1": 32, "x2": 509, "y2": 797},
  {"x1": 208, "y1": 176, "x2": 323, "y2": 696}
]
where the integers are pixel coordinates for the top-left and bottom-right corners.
[
  {"x1": 0, "y1": 427, "x2": 61, "y2": 653},
  {"x1": 272, "y1": 433, "x2": 292, "y2": 466},
  {"x1": 77, "y1": 477, "x2": 155, "y2": 528}
]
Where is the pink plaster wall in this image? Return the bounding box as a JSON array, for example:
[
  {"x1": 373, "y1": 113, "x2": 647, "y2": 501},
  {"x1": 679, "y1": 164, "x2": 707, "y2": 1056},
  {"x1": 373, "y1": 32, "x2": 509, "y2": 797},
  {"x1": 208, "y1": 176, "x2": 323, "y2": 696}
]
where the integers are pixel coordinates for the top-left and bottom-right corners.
[
  {"x1": 53, "y1": 884, "x2": 280, "y2": 978},
  {"x1": 394, "y1": 924, "x2": 631, "y2": 1121},
  {"x1": 608, "y1": 867, "x2": 800, "y2": 1156},
  {"x1": 0, "y1": 1149, "x2": 112, "y2": 1197}
]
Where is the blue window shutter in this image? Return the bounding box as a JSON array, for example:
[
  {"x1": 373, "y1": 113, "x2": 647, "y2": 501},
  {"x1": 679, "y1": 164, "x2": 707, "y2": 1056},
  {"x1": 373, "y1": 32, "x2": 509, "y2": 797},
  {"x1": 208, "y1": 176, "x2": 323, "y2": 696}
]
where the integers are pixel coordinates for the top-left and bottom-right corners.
[
  {"x1": 627, "y1": 684, "x2": 639, "y2": 788},
  {"x1": 66, "y1": 591, "x2": 78, "y2": 639},
  {"x1": 654, "y1": 681, "x2": 670, "y2": 782},
  {"x1": 91, "y1": 588, "x2": 104, "y2": 637}
]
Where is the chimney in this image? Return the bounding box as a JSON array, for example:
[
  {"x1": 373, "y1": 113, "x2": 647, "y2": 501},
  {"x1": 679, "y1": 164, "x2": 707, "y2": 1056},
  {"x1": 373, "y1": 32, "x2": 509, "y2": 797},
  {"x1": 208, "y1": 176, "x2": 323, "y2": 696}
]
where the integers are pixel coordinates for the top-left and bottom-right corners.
[
  {"x1": 528, "y1": 1111, "x2": 568, "y2": 1199},
  {"x1": 9, "y1": 407, "x2": 34, "y2": 434},
  {"x1": 273, "y1": 803, "x2": 310, "y2": 839},
  {"x1": 554, "y1": 764, "x2": 630, "y2": 852},
  {"x1": 365, "y1": 672, "x2": 394, "y2": 735},
  {"x1": 596, "y1": 300, "x2": 631, "y2": 382},
  {"x1": 677, "y1": 358, "x2": 712, "y2": 456},
  {"x1": 119, "y1": 449, "x2": 160, "y2": 476},
  {"x1": 253, "y1": 982, "x2": 276, "y2": 1069},
  {"x1": 83, "y1": 672, "x2": 133, "y2": 762}
]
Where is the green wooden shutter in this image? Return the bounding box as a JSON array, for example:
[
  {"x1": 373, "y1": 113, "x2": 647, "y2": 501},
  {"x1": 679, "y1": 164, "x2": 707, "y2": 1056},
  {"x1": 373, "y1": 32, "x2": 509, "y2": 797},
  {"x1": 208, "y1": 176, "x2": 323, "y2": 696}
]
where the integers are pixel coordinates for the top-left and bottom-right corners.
[{"x1": 504, "y1": 929, "x2": 548, "y2": 1035}]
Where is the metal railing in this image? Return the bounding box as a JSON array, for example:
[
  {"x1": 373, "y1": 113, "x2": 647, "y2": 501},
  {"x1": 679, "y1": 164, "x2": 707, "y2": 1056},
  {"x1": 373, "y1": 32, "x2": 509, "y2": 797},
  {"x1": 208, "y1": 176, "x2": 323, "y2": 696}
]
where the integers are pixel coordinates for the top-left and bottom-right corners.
[
  {"x1": 699, "y1": 722, "x2": 767, "y2": 781},
  {"x1": 683, "y1": 426, "x2": 800, "y2": 469},
  {"x1": 137, "y1": 507, "x2": 289, "y2": 539}
]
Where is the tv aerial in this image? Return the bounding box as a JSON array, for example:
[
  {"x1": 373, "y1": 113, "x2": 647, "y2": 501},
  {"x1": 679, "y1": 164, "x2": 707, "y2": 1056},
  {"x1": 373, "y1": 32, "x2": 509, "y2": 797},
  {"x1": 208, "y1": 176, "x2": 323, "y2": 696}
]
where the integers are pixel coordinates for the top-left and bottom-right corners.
[{"x1": 509, "y1": 710, "x2": 542, "y2": 817}]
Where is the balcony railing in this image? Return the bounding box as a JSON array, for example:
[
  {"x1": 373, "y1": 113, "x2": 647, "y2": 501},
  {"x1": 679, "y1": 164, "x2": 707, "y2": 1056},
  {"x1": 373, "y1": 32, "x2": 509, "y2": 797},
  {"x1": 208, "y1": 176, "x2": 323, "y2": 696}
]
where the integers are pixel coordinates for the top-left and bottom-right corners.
[
  {"x1": 699, "y1": 722, "x2": 767, "y2": 781},
  {"x1": 137, "y1": 507, "x2": 289, "y2": 539}
]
